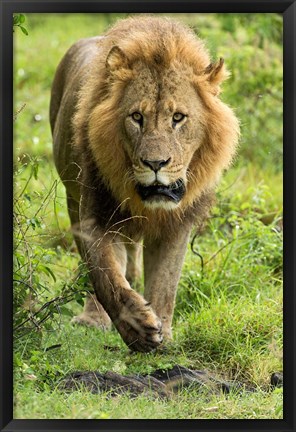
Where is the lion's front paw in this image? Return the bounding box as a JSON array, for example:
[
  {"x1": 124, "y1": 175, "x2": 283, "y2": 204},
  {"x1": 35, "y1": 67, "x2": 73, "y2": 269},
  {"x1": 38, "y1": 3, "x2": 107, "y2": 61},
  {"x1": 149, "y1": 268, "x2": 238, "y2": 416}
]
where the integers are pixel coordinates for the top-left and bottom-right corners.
[{"x1": 114, "y1": 291, "x2": 163, "y2": 352}]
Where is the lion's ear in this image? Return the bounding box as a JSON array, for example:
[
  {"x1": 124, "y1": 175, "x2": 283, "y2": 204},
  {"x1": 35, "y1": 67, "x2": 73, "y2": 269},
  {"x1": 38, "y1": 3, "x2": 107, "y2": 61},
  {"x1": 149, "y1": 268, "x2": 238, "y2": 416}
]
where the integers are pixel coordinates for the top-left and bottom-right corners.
[
  {"x1": 204, "y1": 58, "x2": 229, "y2": 94},
  {"x1": 106, "y1": 46, "x2": 130, "y2": 72}
]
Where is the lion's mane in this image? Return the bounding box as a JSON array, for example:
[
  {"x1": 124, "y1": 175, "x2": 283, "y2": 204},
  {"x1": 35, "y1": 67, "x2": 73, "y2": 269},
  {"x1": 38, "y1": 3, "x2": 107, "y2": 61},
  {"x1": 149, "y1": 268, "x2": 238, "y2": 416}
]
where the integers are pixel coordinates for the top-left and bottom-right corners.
[{"x1": 73, "y1": 16, "x2": 239, "y2": 235}]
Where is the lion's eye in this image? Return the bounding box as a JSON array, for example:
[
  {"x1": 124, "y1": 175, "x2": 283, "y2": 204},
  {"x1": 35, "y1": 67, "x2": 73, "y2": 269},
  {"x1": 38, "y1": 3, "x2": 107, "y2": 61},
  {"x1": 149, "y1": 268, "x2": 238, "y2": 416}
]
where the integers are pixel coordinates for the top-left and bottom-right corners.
[
  {"x1": 173, "y1": 113, "x2": 185, "y2": 123},
  {"x1": 131, "y1": 112, "x2": 143, "y2": 124}
]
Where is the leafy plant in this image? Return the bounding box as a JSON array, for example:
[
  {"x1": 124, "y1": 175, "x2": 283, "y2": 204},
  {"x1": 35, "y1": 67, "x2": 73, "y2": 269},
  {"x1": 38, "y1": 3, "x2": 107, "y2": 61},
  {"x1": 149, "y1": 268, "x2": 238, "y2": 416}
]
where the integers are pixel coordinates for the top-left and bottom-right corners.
[
  {"x1": 13, "y1": 14, "x2": 28, "y2": 35},
  {"x1": 13, "y1": 155, "x2": 90, "y2": 344}
]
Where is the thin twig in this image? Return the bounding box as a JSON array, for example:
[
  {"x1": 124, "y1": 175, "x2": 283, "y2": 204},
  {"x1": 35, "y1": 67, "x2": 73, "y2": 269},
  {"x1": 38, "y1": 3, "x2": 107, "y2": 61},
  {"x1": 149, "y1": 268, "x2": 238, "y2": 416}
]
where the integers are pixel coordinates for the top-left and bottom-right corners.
[
  {"x1": 190, "y1": 233, "x2": 204, "y2": 273},
  {"x1": 13, "y1": 103, "x2": 26, "y2": 121}
]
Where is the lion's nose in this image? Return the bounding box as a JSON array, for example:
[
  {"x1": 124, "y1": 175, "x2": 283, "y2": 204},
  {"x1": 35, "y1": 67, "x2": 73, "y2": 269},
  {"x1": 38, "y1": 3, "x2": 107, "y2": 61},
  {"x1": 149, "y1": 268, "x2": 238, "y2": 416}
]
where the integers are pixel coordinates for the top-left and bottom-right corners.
[{"x1": 141, "y1": 158, "x2": 171, "y2": 173}]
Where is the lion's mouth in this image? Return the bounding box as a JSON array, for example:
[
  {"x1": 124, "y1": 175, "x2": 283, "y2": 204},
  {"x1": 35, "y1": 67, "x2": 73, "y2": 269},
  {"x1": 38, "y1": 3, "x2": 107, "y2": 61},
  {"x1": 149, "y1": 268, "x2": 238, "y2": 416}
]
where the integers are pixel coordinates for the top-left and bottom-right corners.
[{"x1": 136, "y1": 179, "x2": 186, "y2": 203}]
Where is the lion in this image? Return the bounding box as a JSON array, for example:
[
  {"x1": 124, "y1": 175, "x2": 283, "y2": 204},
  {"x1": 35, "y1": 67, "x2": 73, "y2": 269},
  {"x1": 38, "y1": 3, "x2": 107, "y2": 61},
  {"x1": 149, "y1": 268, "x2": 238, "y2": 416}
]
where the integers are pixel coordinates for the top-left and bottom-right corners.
[{"x1": 50, "y1": 16, "x2": 239, "y2": 352}]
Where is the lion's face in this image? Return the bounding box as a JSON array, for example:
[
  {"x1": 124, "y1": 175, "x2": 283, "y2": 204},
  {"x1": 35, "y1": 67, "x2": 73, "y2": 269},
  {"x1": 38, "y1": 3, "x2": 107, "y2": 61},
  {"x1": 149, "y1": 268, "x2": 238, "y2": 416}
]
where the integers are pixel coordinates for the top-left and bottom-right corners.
[
  {"x1": 121, "y1": 64, "x2": 205, "y2": 210},
  {"x1": 85, "y1": 26, "x2": 239, "y2": 218}
]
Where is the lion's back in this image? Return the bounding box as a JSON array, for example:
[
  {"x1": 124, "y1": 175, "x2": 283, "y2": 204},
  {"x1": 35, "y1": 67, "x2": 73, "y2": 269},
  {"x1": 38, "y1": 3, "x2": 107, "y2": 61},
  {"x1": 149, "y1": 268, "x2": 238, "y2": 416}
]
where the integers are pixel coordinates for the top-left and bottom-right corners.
[{"x1": 50, "y1": 36, "x2": 104, "y2": 199}]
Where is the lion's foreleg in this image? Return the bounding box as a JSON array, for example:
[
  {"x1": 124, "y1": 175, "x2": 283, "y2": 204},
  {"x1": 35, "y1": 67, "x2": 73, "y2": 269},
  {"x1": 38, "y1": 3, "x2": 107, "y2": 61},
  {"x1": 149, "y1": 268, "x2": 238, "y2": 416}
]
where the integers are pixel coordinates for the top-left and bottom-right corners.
[
  {"x1": 79, "y1": 219, "x2": 163, "y2": 352},
  {"x1": 143, "y1": 227, "x2": 191, "y2": 340}
]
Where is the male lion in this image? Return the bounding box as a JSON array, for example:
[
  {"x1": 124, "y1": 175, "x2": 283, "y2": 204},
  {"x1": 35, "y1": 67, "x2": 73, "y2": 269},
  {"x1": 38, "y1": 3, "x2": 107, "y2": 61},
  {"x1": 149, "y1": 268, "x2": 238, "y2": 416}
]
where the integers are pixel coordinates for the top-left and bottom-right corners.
[{"x1": 50, "y1": 16, "x2": 239, "y2": 352}]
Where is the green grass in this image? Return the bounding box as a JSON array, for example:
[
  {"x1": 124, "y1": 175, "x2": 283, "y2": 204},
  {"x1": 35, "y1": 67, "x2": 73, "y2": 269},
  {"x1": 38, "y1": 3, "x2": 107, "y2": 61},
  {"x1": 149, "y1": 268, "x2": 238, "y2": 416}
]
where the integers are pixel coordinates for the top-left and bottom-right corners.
[
  {"x1": 14, "y1": 383, "x2": 283, "y2": 419},
  {"x1": 13, "y1": 13, "x2": 283, "y2": 420}
]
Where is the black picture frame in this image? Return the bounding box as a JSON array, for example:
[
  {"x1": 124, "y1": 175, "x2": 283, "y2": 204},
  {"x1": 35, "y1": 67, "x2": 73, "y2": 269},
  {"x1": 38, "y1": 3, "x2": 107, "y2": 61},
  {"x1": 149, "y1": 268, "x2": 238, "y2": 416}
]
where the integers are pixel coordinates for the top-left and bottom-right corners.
[{"x1": 0, "y1": 1, "x2": 295, "y2": 431}]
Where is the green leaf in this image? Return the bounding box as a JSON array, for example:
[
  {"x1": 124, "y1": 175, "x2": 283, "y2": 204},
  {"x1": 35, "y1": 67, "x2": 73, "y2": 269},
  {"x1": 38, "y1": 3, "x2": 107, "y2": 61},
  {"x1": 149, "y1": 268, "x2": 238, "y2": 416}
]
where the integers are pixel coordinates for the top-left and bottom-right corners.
[
  {"x1": 58, "y1": 306, "x2": 73, "y2": 317},
  {"x1": 39, "y1": 265, "x2": 56, "y2": 282},
  {"x1": 32, "y1": 162, "x2": 39, "y2": 179},
  {"x1": 26, "y1": 217, "x2": 41, "y2": 229},
  {"x1": 75, "y1": 296, "x2": 85, "y2": 307},
  {"x1": 20, "y1": 26, "x2": 28, "y2": 36},
  {"x1": 13, "y1": 15, "x2": 20, "y2": 25},
  {"x1": 19, "y1": 14, "x2": 26, "y2": 24}
]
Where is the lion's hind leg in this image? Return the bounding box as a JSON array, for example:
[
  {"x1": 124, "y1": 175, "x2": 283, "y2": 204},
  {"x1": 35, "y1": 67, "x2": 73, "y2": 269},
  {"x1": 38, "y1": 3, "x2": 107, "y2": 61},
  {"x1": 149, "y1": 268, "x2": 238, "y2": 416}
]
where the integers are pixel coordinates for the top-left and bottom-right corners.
[
  {"x1": 71, "y1": 293, "x2": 112, "y2": 329},
  {"x1": 67, "y1": 194, "x2": 112, "y2": 330}
]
